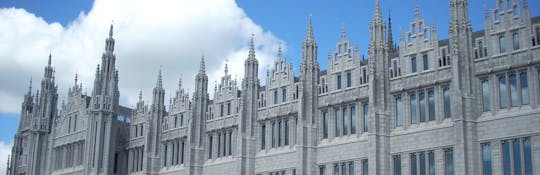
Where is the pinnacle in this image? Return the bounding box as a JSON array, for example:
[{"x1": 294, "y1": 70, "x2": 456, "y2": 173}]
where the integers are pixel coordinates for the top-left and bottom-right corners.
[
  {"x1": 109, "y1": 23, "x2": 114, "y2": 38},
  {"x1": 341, "y1": 23, "x2": 346, "y2": 40},
  {"x1": 156, "y1": 66, "x2": 163, "y2": 88},
  {"x1": 306, "y1": 14, "x2": 315, "y2": 42},
  {"x1": 48, "y1": 53, "x2": 52, "y2": 66},
  {"x1": 199, "y1": 54, "x2": 206, "y2": 74},
  {"x1": 248, "y1": 34, "x2": 256, "y2": 59}
]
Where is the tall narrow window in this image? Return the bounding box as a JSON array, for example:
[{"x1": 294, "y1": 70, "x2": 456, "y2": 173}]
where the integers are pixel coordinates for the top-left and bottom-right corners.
[
  {"x1": 220, "y1": 104, "x2": 224, "y2": 117},
  {"x1": 363, "y1": 104, "x2": 369, "y2": 132},
  {"x1": 410, "y1": 94, "x2": 417, "y2": 124},
  {"x1": 334, "y1": 163, "x2": 340, "y2": 175},
  {"x1": 419, "y1": 92, "x2": 426, "y2": 122},
  {"x1": 349, "y1": 162, "x2": 354, "y2": 175},
  {"x1": 509, "y1": 74, "x2": 518, "y2": 107},
  {"x1": 208, "y1": 135, "x2": 213, "y2": 159},
  {"x1": 217, "y1": 133, "x2": 221, "y2": 157},
  {"x1": 323, "y1": 112, "x2": 328, "y2": 139},
  {"x1": 513, "y1": 139, "x2": 522, "y2": 175},
  {"x1": 227, "y1": 102, "x2": 231, "y2": 115},
  {"x1": 520, "y1": 72, "x2": 529, "y2": 105},
  {"x1": 337, "y1": 74, "x2": 342, "y2": 89},
  {"x1": 320, "y1": 165, "x2": 326, "y2": 175},
  {"x1": 282, "y1": 89, "x2": 287, "y2": 102},
  {"x1": 502, "y1": 141, "x2": 511, "y2": 175},
  {"x1": 499, "y1": 75, "x2": 508, "y2": 108},
  {"x1": 428, "y1": 151, "x2": 435, "y2": 175},
  {"x1": 444, "y1": 149, "x2": 454, "y2": 175},
  {"x1": 478, "y1": 41, "x2": 484, "y2": 57},
  {"x1": 272, "y1": 122, "x2": 276, "y2": 148},
  {"x1": 423, "y1": 55, "x2": 429, "y2": 70},
  {"x1": 499, "y1": 36, "x2": 506, "y2": 53},
  {"x1": 342, "y1": 163, "x2": 347, "y2": 175},
  {"x1": 524, "y1": 138, "x2": 533, "y2": 175},
  {"x1": 335, "y1": 108, "x2": 341, "y2": 137},
  {"x1": 482, "y1": 143, "x2": 492, "y2": 175},
  {"x1": 261, "y1": 124, "x2": 266, "y2": 150},
  {"x1": 274, "y1": 90, "x2": 278, "y2": 104},
  {"x1": 420, "y1": 152, "x2": 426, "y2": 175},
  {"x1": 393, "y1": 155, "x2": 401, "y2": 175},
  {"x1": 278, "y1": 121, "x2": 282, "y2": 147},
  {"x1": 228, "y1": 131, "x2": 232, "y2": 155},
  {"x1": 513, "y1": 33, "x2": 520, "y2": 50},
  {"x1": 347, "y1": 72, "x2": 352, "y2": 87},
  {"x1": 396, "y1": 96, "x2": 403, "y2": 126},
  {"x1": 351, "y1": 106, "x2": 357, "y2": 134},
  {"x1": 428, "y1": 90, "x2": 435, "y2": 121},
  {"x1": 362, "y1": 160, "x2": 368, "y2": 175},
  {"x1": 411, "y1": 153, "x2": 417, "y2": 175},
  {"x1": 443, "y1": 87, "x2": 451, "y2": 118},
  {"x1": 411, "y1": 57, "x2": 417, "y2": 73},
  {"x1": 342, "y1": 108, "x2": 348, "y2": 135},
  {"x1": 482, "y1": 80, "x2": 491, "y2": 112},
  {"x1": 284, "y1": 120, "x2": 289, "y2": 146}
]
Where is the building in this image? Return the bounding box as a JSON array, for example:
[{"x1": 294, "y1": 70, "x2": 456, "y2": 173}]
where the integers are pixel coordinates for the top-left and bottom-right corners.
[{"x1": 7, "y1": 0, "x2": 540, "y2": 174}]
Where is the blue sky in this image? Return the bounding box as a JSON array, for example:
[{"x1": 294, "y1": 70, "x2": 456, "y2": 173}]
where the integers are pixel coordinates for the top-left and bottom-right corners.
[{"x1": 0, "y1": 0, "x2": 539, "y2": 158}]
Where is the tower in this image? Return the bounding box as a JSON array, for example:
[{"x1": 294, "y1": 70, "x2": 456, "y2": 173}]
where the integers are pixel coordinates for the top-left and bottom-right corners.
[
  {"x1": 149, "y1": 68, "x2": 166, "y2": 173},
  {"x1": 87, "y1": 24, "x2": 121, "y2": 174},
  {"x1": 297, "y1": 15, "x2": 320, "y2": 175},
  {"x1": 367, "y1": 0, "x2": 391, "y2": 174},
  {"x1": 449, "y1": 0, "x2": 479, "y2": 174},
  {"x1": 188, "y1": 55, "x2": 209, "y2": 175},
  {"x1": 238, "y1": 35, "x2": 260, "y2": 174}
]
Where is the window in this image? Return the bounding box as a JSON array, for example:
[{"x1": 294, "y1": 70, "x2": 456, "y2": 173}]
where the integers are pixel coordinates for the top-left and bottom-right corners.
[
  {"x1": 503, "y1": 141, "x2": 511, "y2": 175},
  {"x1": 351, "y1": 106, "x2": 357, "y2": 134},
  {"x1": 513, "y1": 139, "x2": 522, "y2": 175},
  {"x1": 285, "y1": 120, "x2": 289, "y2": 146},
  {"x1": 396, "y1": 96, "x2": 403, "y2": 126},
  {"x1": 227, "y1": 102, "x2": 231, "y2": 115},
  {"x1": 520, "y1": 72, "x2": 529, "y2": 105},
  {"x1": 419, "y1": 92, "x2": 426, "y2": 122},
  {"x1": 342, "y1": 163, "x2": 346, "y2": 175},
  {"x1": 337, "y1": 74, "x2": 342, "y2": 89},
  {"x1": 362, "y1": 160, "x2": 368, "y2": 175},
  {"x1": 349, "y1": 162, "x2": 355, "y2": 175},
  {"x1": 363, "y1": 104, "x2": 369, "y2": 132},
  {"x1": 478, "y1": 41, "x2": 485, "y2": 58},
  {"x1": 220, "y1": 104, "x2": 224, "y2": 117},
  {"x1": 513, "y1": 33, "x2": 520, "y2": 50},
  {"x1": 428, "y1": 151, "x2": 435, "y2": 175},
  {"x1": 320, "y1": 165, "x2": 326, "y2": 175},
  {"x1": 278, "y1": 121, "x2": 282, "y2": 147},
  {"x1": 499, "y1": 36, "x2": 506, "y2": 53},
  {"x1": 420, "y1": 152, "x2": 426, "y2": 175},
  {"x1": 410, "y1": 94, "x2": 417, "y2": 124},
  {"x1": 499, "y1": 75, "x2": 508, "y2": 108},
  {"x1": 443, "y1": 87, "x2": 451, "y2": 118},
  {"x1": 272, "y1": 122, "x2": 276, "y2": 148},
  {"x1": 334, "y1": 163, "x2": 340, "y2": 175},
  {"x1": 347, "y1": 72, "x2": 352, "y2": 87},
  {"x1": 335, "y1": 108, "x2": 340, "y2": 137},
  {"x1": 411, "y1": 57, "x2": 417, "y2": 73},
  {"x1": 411, "y1": 153, "x2": 417, "y2": 175},
  {"x1": 342, "y1": 108, "x2": 348, "y2": 135},
  {"x1": 445, "y1": 149, "x2": 454, "y2": 175},
  {"x1": 274, "y1": 90, "x2": 278, "y2": 104},
  {"x1": 482, "y1": 80, "x2": 491, "y2": 112},
  {"x1": 261, "y1": 125, "x2": 266, "y2": 149},
  {"x1": 393, "y1": 155, "x2": 401, "y2": 175},
  {"x1": 524, "y1": 138, "x2": 533, "y2": 175},
  {"x1": 217, "y1": 133, "x2": 221, "y2": 157},
  {"x1": 208, "y1": 135, "x2": 213, "y2": 159},
  {"x1": 427, "y1": 90, "x2": 435, "y2": 121},
  {"x1": 282, "y1": 89, "x2": 287, "y2": 102},
  {"x1": 323, "y1": 112, "x2": 328, "y2": 139},
  {"x1": 482, "y1": 144, "x2": 492, "y2": 175},
  {"x1": 423, "y1": 55, "x2": 429, "y2": 70},
  {"x1": 509, "y1": 74, "x2": 518, "y2": 107}
]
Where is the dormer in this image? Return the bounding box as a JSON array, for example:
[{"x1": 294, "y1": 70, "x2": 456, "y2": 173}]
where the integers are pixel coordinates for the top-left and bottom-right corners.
[
  {"x1": 211, "y1": 64, "x2": 239, "y2": 119},
  {"x1": 486, "y1": 0, "x2": 531, "y2": 56}
]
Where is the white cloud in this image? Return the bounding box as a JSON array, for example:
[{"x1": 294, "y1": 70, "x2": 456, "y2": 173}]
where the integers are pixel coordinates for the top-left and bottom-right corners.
[
  {"x1": 0, "y1": 0, "x2": 283, "y2": 114},
  {"x1": 0, "y1": 141, "x2": 12, "y2": 174}
]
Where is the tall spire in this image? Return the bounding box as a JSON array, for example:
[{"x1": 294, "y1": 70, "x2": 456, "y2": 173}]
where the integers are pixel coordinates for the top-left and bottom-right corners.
[
  {"x1": 340, "y1": 23, "x2": 346, "y2": 40},
  {"x1": 415, "y1": 0, "x2": 420, "y2": 20},
  {"x1": 156, "y1": 66, "x2": 163, "y2": 89},
  {"x1": 388, "y1": 10, "x2": 394, "y2": 52},
  {"x1": 178, "y1": 75, "x2": 183, "y2": 89},
  {"x1": 306, "y1": 14, "x2": 315, "y2": 42},
  {"x1": 224, "y1": 62, "x2": 229, "y2": 75},
  {"x1": 373, "y1": 0, "x2": 382, "y2": 22},
  {"x1": 199, "y1": 54, "x2": 206, "y2": 74},
  {"x1": 105, "y1": 23, "x2": 115, "y2": 52},
  {"x1": 48, "y1": 53, "x2": 52, "y2": 66},
  {"x1": 74, "y1": 73, "x2": 78, "y2": 85},
  {"x1": 139, "y1": 90, "x2": 143, "y2": 102},
  {"x1": 109, "y1": 23, "x2": 113, "y2": 38},
  {"x1": 248, "y1": 34, "x2": 256, "y2": 59},
  {"x1": 277, "y1": 44, "x2": 283, "y2": 58},
  {"x1": 27, "y1": 77, "x2": 32, "y2": 95}
]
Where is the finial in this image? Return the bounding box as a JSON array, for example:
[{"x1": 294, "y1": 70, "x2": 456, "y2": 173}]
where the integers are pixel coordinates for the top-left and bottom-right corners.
[
  {"x1": 249, "y1": 34, "x2": 256, "y2": 59},
  {"x1": 306, "y1": 14, "x2": 314, "y2": 41},
  {"x1": 199, "y1": 54, "x2": 206, "y2": 74},
  {"x1": 27, "y1": 77, "x2": 32, "y2": 94},
  {"x1": 48, "y1": 53, "x2": 52, "y2": 66},
  {"x1": 109, "y1": 22, "x2": 114, "y2": 38},
  {"x1": 373, "y1": 0, "x2": 382, "y2": 21},
  {"x1": 340, "y1": 23, "x2": 346, "y2": 40},
  {"x1": 139, "y1": 90, "x2": 143, "y2": 101},
  {"x1": 278, "y1": 43, "x2": 283, "y2": 58},
  {"x1": 178, "y1": 74, "x2": 183, "y2": 88},
  {"x1": 415, "y1": 0, "x2": 420, "y2": 20},
  {"x1": 157, "y1": 65, "x2": 163, "y2": 88},
  {"x1": 74, "y1": 73, "x2": 78, "y2": 85},
  {"x1": 224, "y1": 61, "x2": 229, "y2": 75}
]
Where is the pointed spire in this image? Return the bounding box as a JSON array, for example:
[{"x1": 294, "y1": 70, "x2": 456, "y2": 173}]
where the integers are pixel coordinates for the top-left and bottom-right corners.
[
  {"x1": 199, "y1": 54, "x2": 206, "y2": 74},
  {"x1": 277, "y1": 44, "x2": 283, "y2": 58},
  {"x1": 373, "y1": 0, "x2": 382, "y2": 22},
  {"x1": 74, "y1": 73, "x2": 78, "y2": 85},
  {"x1": 306, "y1": 14, "x2": 315, "y2": 42},
  {"x1": 248, "y1": 34, "x2": 256, "y2": 59},
  {"x1": 224, "y1": 62, "x2": 229, "y2": 75},
  {"x1": 139, "y1": 90, "x2": 143, "y2": 101},
  {"x1": 109, "y1": 23, "x2": 114, "y2": 38},
  {"x1": 48, "y1": 53, "x2": 52, "y2": 66},
  {"x1": 27, "y1": 77, "x2": 32, "y2": 95},
  {"x1": 156, "y1": 66, "x2": 163, "y2": 88},
  {"x1": 341, "y1": 23, "x2": 346, "y2": 40},
  {"x1": 388, "y1": 10, "x2": 394, "y2": 52},
  {"x1": 178, "y1": 75, "x2": 183, "y2": 89},
  {"x1": 415, "y1": 0, "x2": 420, "y2": 20}
]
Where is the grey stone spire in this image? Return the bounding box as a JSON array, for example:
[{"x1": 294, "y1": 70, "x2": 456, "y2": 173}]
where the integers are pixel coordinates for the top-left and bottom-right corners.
[
  {"x1": 306, "y1": 14, "x2": 315, "y2": 43},
  {"x1": 199, "y1": 54, "x2": 206, "y2": 75},
  {"x1": 340, "y1": 23, "x2": 346, "y2": 40},
  {"x1": 415, "y1": 0, "x2": 420, "y2": 20},
  {"x1": 105, "y1": 23, "x2": 115, "y2": 53},
  {"x1": 277, "y1": 44, "x2": 283, "y2": 58},
  {"x1": 248, "y1": 34, "x2": 256, "y2": 60},
  {"x1": 388, "y1": 11, "x2": 395, "y2": 53},
  {"x1": 156, "y1": 66, "x2": 163, "y2": 89},
  {"x1": 373, "y1": 0, "x2": 382, "y2": 23}
]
